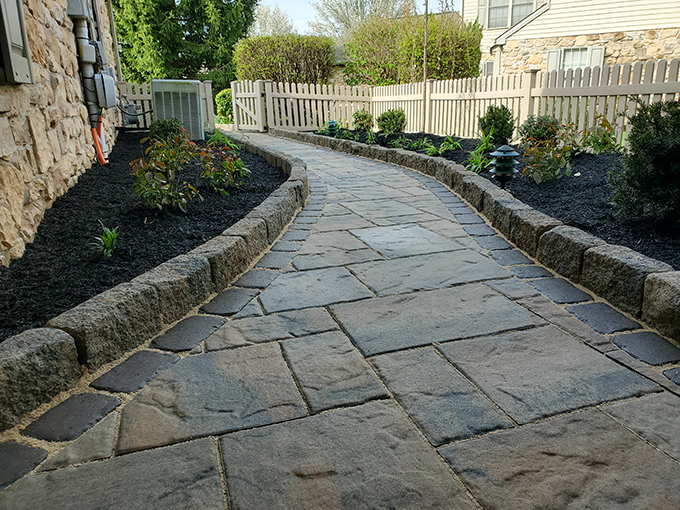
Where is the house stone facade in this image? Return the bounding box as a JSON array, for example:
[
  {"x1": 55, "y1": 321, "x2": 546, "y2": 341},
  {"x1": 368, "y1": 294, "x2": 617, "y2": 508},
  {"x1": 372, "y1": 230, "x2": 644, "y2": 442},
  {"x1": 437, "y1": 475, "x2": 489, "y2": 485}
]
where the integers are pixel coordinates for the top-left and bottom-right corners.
[{"x1": 0, "y1": 0, "x2": 118, "y2": 265}]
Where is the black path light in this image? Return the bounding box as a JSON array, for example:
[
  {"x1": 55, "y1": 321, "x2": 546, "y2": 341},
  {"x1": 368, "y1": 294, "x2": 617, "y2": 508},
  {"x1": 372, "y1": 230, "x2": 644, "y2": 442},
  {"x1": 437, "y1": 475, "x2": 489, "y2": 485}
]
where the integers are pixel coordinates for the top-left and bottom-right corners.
[{"x1": 490, "y1": 145, "x2": 520, "y2": 189}]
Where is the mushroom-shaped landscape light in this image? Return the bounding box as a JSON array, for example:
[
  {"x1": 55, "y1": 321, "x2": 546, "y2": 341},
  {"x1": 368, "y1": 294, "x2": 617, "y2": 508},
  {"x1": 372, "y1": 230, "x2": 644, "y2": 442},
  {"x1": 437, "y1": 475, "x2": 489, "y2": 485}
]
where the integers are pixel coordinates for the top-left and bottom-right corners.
[{"x1": 489, "y1": 145, "x2": 520, "y2": 189}]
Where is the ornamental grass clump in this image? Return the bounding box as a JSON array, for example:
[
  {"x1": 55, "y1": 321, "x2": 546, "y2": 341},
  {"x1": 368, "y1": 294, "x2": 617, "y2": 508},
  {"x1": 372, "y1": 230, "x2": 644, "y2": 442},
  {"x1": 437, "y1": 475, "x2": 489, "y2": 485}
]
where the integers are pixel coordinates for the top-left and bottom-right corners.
[{"x1": 609, "y1": 100, "x2": 680, "y2": 221}]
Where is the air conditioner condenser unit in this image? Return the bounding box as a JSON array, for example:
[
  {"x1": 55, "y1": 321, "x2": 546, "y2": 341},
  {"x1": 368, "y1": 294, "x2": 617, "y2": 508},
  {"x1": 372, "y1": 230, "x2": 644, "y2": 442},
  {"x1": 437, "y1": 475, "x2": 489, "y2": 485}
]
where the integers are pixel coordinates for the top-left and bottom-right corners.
[{"x1": 151, "y1": 79, "x2": 205, "y2": 140}]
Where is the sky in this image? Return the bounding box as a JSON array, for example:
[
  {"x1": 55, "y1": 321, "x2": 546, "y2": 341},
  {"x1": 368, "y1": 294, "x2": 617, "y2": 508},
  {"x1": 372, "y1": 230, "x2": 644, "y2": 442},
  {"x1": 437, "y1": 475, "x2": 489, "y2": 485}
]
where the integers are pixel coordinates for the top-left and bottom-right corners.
[{"x1": 260, "y1": 0, "x2": 462, "y2": 34}]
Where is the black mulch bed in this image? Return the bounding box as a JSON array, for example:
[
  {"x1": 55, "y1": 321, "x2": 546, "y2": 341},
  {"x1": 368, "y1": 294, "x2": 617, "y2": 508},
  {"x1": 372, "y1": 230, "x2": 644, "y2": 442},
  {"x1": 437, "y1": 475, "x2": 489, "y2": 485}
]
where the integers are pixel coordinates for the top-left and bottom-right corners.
[
  {"x1": 0, "y1": 130, "x2": 288, "y2": 343},
  {"x1": 325, "y1": 130, "x2": 680, "y2": 270}
]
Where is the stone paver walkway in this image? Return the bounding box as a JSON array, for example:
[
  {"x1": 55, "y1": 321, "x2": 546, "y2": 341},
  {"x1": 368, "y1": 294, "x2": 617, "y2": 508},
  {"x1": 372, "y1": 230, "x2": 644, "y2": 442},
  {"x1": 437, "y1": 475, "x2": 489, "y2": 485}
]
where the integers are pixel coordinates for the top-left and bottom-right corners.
[{"x1": 2, "y1": 134, "x2": 680, "y2": 509}]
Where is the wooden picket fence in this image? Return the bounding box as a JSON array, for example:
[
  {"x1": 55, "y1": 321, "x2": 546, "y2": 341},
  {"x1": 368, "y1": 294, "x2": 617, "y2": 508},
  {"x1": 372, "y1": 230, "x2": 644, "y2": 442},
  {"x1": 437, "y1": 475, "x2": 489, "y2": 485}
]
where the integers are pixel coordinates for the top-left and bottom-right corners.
[
  {"x1": 231, "y1": 58, "x2": 680, "y2": 143},
  {"x1": 117, "y1": 81, "x2": 215, "y2": 130}
]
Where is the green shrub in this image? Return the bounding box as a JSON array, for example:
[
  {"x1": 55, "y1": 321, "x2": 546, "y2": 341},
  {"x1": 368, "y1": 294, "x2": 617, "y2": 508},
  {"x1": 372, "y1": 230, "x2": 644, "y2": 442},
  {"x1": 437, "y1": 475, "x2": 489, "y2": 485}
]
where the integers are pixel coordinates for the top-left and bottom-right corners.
[
  {"x1": 479, "y1": 105, "x2": 515, "y2": 145},
  {"x1": 215, "y1": 88, "x2": 233, "y2": 124},
  {"x1": 208, "y1": 131, "x2": 241, "y2": 152},
  {"x1": 234, "y1": 34, "x2": 334, "y2": 83},
  {"x1": 149, "y1": 117, "x2": 185, "y2": 142},
  {"x1": 518, "y1": 115, "x2": 560, "y2": 145},
  {"x1": 376, "y1": 108, "x2": 406, "y2": 135},
  {"x1": 344, "y1": 13, "x2": 482, "y2": 86},
  {"x1": 353, "y1": 110, "x2": 373, "y2": 132},
  {"x1": 609, "y1": 100, "x2": 680, "y2": 220},
  {"x1": 131, "y1": 133, "x2": 201, "y2": 212}
]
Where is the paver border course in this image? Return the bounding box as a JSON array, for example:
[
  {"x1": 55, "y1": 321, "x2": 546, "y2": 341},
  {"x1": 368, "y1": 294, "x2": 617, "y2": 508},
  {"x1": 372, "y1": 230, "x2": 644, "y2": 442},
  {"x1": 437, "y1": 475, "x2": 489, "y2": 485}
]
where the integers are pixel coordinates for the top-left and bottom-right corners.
[
  {"x1": 0, "y1": 136, "x2": 308, "y2": 432},
  {"x1": 269, "y1": 127, "x2": 680, "y2": 343}
]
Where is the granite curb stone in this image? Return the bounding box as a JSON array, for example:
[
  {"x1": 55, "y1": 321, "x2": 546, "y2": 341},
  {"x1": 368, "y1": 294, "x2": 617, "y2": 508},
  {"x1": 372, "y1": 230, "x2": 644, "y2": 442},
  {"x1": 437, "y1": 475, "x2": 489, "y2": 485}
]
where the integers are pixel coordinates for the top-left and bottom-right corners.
[
  {"x1": 536, "y1": 225, "x2": 606, "y2": 282},
  {"x1": 0, "y1": 328, "x2": 81, "y2": 431},
  {"x1": 642, "y1": 271, "x2": 680, "y2": 340},
  {"x1": 0, "y1": 135, "x2": 308, "y2": 431}
]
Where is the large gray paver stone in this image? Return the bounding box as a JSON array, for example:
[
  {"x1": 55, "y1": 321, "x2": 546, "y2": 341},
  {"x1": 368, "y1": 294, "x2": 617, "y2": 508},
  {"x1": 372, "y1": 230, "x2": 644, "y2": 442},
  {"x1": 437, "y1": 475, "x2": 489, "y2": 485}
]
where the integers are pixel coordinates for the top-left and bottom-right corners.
[
  {"x1": 529, "y1": 277, "x2": 592, "y2": 304},
  {"x1": 205, "y1": 307, "x2": 339, "y2": 351},
  {"x1": 0, "y1": 328, "x2": 81, "y2": 431},
  {"x1": 439, "y1": 409, "x2": 680, "y2": 510},
  {"x1": 220, "y1": 400, "x2": 478, "y2": 510},
  {"x1": 604, "y1": 392, "x2": 680, "y2": 462},
  {"x1": 282, "y1": 331, "x2": 387, "y2": 412},
  {"x1": 0, "y1": 438, "x2": 224, "y2": 510},
  {"x1": 350, "y1": 250, "x2": 510, "y2": 296},
  {"x1": 489, "y1": 249, "x2": 533, "y2": 266},
  {"x1": 438, "y1": 326, "x2": 658, "y2": 424},
  {"x1": 234, "y1": 269, "x2": 279, "y2": 288},
  {"x1": 23, "y1": 393, "x2": 120, "y2": 442},
  {"x1": 342, "y1": 199, "x2": 424, "y2": 219},
  {"x1": 151, "y1": 315, "x2": 226, "y2": 352},
  {"x1": 90, "y1": 351, "x2": 179, "y2": 392},
  {"x1": 40, "y1": 411, "x2": 118, "y2": 471},
  {"x1": 371, "y1": 348, "x2": 513, "y2": 445},
  {"x1": 259, "y1": 266, "x2": 373, "y2": 313},
  {"x1": 0, "y1": 442, "x2": 46, "y2": 490},
  {"x1": 297, "y1": 230, "x2": 369, "y2": 254},
  {"x1": 484, "y1": 278, "x2": 540, "y2": 300},
  {"x1": 313, "y1": 213, "x2": 374, "y2": 232},
  {"x1": 117, "y1": 343, "x2": 306, "y2": 453},
  {"x1": 47, "y1": 282, "x2": 162, "y2": 370},
  {"x1": 255, "y1": 251, "x2": 295, "y2": 269},
  {"x1": 419, "y1": 219, "x2": 468, "y2": 238},
  {"x1": 331, "y1": 284, "x2": 545, "y2": 356},
  {"x1": 351, "y1": 224, "x2": 463, "y2": 259},
  {"x1": 293, "y1": 248, "x2": 382, "y2": 270}
]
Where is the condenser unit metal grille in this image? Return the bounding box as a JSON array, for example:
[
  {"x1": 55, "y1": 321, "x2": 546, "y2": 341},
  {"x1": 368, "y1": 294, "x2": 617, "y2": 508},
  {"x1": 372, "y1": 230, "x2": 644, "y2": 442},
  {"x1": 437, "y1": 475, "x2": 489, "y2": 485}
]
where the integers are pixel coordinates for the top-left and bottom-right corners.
[{"x1": 151, "y1": 79, "x2": 204, "y2": 140}]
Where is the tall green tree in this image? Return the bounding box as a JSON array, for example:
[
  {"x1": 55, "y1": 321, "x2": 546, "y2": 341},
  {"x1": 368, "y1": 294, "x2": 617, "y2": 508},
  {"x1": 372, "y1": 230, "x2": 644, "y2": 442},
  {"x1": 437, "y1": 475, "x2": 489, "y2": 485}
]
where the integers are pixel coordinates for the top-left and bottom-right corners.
[
  {"x1": 309, "y1": 0, "x2": 417, "y2": 38},
  {"x1": 113, "y1": 0, "x2": 257, "y2": 91}
]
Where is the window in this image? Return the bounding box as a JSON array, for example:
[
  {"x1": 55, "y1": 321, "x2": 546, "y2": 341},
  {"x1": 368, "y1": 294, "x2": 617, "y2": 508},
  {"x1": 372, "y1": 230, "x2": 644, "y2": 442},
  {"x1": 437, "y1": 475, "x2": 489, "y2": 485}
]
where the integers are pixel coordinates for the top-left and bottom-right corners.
[
  {"x1": 486, "y1": 0, "x2": 537, "y2": 29},
  {"x1": 546, "y1": 47, "x2": 605, "y2": 73},
  {"x1": 0, "y1": 0, "x2": 34, "y2": 84}
]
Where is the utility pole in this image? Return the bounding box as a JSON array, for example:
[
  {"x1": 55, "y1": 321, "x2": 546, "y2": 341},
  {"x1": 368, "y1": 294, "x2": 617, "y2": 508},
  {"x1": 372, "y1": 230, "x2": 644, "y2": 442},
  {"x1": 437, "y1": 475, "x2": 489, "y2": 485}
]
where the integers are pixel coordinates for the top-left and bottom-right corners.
[{"x1": 421, "y1": 0, "x2": 428, "y2": 133}]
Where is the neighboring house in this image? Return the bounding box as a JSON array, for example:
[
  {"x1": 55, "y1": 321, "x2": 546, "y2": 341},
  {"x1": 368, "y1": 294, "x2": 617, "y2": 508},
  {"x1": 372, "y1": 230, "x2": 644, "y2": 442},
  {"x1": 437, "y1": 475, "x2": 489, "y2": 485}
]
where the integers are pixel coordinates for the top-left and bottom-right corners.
[
  {"x1": 461, "y1": 0, "x2": 680, "y2": 76},
  {"x1": 0, "y1": 0, "x2": 119, "y2": 265}
]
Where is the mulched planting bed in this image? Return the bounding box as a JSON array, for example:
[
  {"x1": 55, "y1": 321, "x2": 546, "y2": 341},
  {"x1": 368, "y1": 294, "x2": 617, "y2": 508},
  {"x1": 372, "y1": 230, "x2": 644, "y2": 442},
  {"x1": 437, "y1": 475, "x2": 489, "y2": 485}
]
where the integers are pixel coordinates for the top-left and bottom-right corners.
[
  {"x1": 324, "y1": 130, "x2": 680, "y2": 270},
  {"x1": 0, "y1": 130, "x2": 288, "y2": 343}
]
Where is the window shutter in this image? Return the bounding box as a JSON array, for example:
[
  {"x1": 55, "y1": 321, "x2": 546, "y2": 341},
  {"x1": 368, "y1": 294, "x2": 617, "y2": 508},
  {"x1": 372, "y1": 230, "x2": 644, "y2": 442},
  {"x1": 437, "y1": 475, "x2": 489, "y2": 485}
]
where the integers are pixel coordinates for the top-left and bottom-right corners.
[
  {"x1": 0, "y1": 0, "x2": 34, "y2": 84},
  {"x1": 546, "y1": 49, "x2": 560, "y2": 72},
  {"x1": 588, "y1": 46, "x2": 605, "y2": 69},
  {"x1": 478, "y1": 0, "x2": 487, "y2": 27}
]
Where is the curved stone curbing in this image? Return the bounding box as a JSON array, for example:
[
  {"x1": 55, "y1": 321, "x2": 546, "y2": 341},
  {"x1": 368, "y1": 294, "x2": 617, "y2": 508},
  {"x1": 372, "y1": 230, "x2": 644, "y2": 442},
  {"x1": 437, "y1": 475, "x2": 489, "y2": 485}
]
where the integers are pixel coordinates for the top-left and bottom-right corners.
[
  {"x1": 270, "y1": 126, "x2": 680, "y2": 342},
  {"x1": 0, "y1": 135, "x2": 308, "y2": 432}
]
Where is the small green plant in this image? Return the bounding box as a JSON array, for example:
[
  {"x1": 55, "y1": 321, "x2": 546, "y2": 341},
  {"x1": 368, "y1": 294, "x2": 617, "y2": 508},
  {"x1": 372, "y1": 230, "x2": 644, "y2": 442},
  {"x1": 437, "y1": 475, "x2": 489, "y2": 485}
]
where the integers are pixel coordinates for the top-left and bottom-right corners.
[
  {"x1": 353, "y1": 109, "x2": 373, "y2": 132},
  {"x1": 609, "y1": 100, "x2": 680, "y2": 220},
  {"x1": 580, "y1": 114, "x2": 621, "y2": 154},
  {"x1": 149, "y1": 117, "x2": 185, "y2": 142},
  {"x1": 388, "y1": 135, "x2": 409, "y2": 148},
  {"x1": 366, "y1": 130, "x2": 377, "y2": 144},
  {"x1": 90, "y1": 221, "x2": 119, "y2": 257},
  {"x1": 464, "y1": 150, "x2": 491, "y2": 173},
  {"x1": 463, "y1": 129, "x2": 495, "y2": 173},
  {"x1": 207, "y1": 131, "x2": 241, "y2": 152},
  {"x1": 215, "y1": 88, "x2": 233, "y2": 124},
  {"x1": 376, "y1": 108, "x2": 406, "y2": 135},
  {"x1": 522, "y1": 122, "x2": 579, "y2": 184},
  {"x1": 338, "y1": 128, "x2": 354, "y2": 140},
  {"x1": 200, "y1": 154, "x2": 250, "y2": 196},
  {"x1": 519, "y1": 115, "x2": 560, "y2": 145},
  {"x1": 479, "y1": 105, "x2": 515, "y2": 145}
]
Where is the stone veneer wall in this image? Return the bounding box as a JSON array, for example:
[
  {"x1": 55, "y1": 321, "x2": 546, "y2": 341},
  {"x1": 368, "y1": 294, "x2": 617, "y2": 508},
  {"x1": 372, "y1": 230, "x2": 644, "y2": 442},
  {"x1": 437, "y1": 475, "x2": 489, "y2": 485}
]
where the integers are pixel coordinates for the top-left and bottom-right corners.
[
  {"x1": 0, "y1": 0, "x2": 119, "y2": 265},
  {"x1": 482, "y1": 28, "x2": 680, "y2": 74}
]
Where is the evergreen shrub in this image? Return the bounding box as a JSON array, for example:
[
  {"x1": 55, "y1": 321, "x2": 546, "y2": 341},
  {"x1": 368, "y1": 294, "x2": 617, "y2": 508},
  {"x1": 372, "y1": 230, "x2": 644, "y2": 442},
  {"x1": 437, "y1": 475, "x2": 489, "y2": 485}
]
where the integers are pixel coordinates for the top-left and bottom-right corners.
[
  {"x1": 376, "y1": 109, "x2": 406, "y2": 135},
  {"x1": 478, "y1": 105, "x2": 515, "y2": 145}
]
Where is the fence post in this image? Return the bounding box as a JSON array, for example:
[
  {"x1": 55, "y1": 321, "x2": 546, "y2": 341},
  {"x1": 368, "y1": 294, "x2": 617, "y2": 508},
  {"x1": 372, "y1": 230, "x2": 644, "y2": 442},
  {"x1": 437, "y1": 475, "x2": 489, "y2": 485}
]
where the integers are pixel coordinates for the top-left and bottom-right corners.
[
  {"x1": 202, "y1": 81, "x2": 214, "y2": 128},
  {"x1": 231, "y1": 81, "x2": 240, "y2": 130},
  {"x1": 254, "y1": 80, "x2": 266, "y2": 132},
  {"x1": 264, "y1": 80, "x2": 274, "y2": 129},
  {"x1": 424, "y1": 79, "x2": 435, "y2": 134},
  {"x1": 520, "y1": 69, "x2": 539, "y2": 127}
]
